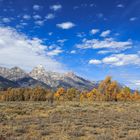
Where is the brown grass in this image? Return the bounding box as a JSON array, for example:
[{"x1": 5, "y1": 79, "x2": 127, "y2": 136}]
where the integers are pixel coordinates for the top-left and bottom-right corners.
[{"x1": 0, "y1": 101, "x2": 140, "y2": 140}]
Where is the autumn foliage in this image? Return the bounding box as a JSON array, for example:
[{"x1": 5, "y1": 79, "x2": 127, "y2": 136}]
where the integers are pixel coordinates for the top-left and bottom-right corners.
[
  {"x1": 0, "y1": 76, "x2": 140, "y2": 102},
  {"x1": 0, "y1": 87, "x2": 53, "y2": 103}
]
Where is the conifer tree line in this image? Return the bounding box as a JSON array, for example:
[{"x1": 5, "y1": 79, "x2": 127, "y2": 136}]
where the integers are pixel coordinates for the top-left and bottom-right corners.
[{"x1": 0, "y1": 76, "x2": 140, "y2": 102}]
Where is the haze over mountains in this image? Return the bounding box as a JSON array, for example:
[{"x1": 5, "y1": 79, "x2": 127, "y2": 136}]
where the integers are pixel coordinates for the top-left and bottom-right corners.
[{"x1": 0, "y1": 65, "x2": 97, "y2": 90}]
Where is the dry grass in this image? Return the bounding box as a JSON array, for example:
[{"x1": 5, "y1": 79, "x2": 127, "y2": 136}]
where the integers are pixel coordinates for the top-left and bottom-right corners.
[{"x1": 0, "y1": 101, "x2": 140, "y2": 140}]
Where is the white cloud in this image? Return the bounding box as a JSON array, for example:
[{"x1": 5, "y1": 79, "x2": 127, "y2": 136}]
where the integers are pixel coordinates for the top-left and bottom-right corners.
[
  {"x1": 100, "y1": 30, "x2": 111, "y2": 37},
  {"x1": 89, "y1": 59, "x2": 102, "y2": 64},
  {"x1": 23, "y1": 15, "x2": 31, "y2": 20},
  {"x1": 117, "y1": 4, "x2": 124, "y2": 8},
  {"x1": 57, "y1": 39, "x2": 67, "y2": 46},
  {"x1": 33, "y1": 5, "x2": 41, "y2": 11},
  {"x1": 57, "y1": 22, "x2": 75, "y2": 29},
  {"x1": 115, "y1": 33, "x2": 120, "y2": 36},
  {"x1": 35, "y1": 20, "x2": 44, "y2": 26},
  {"x1": 77, "y1": 32, "x2": 86, "y2": 38},
  {"x1": 20, "y1": 22, "x2": 28, "y2": 26},
  {"x1": 45, "y1": 13, "x2": 55, "y2": 20},
  {"x1": 33, "y1": 15, "x2": 42, "y2": 20},
  {"x1": 131, "y1": 80, "x2": 140, "y2": 86},
  {"x1": 97, "y1": 50, "x2": 111, "y2": 54},
  {"x1": 57, "y1": 39, "x2": 67, "y2": 43},
  {"x1": 47, "y1": 48, "x2": 63, "y2": 56},
  {"x1": 0, "y1": 26, "x2": 64, "y2": 72},
  {"x1": 127, "y1": 79, "x2": 140, "y2": 89},
  {"x1": 89, "y1": 54, "x2": 140, "y2": 66},
  {"x1": 90, "y1": 29, "x2": 100, "y2": 35},
  {"x1": 50, "y1": 4, "x2": 62, "y2": 11},
  {"x1": 129, "y1": 17, "x2": 137, "y2": 21},
  {"x1": 102, "y1": 55, "x2": 120, "y2": 65},
  {"x1": 2, "y1": 18, "x2": 11, "y2": 23},
  {"x1": 48, "y1": 32, "x2": 53, "y2": 36},
  {"x1": 70, "y1": 50, "x2": 76, "y2": 54},
  {"x1": 102, "y1": 54, "x2": 140, "y2": 66},
  {"x1": 16, "y1": 25, "x2": 23, "y2": 29},
  {"x1": 76, "y1": 38, "x2": 132, "y2": 53}
]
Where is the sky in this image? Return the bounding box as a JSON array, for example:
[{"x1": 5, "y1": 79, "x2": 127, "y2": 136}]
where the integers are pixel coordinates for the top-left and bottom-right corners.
[{"x1": 0, "y1": 0, "x2": 140, "y2": 89}]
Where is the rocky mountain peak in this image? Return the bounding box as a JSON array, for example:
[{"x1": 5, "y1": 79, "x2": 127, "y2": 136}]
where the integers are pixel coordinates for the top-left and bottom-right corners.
[
  {"x1": 0, "y1": 65, "x2": 96, "y2": 90},
  {"x1": 0, "y1": 67, "x2": 10, "y2": 78},
  {"x1": 8, "y1": 67, "x2": 28, "y2": 81},
  {"x1": 36, "y1": 64, "x2": 45, "y2": 69},
  {"x1": 0, "y1": 66, "x2": 28, "y2": 81},
  {"x1": 65, "y1": 72, "x2": 76, "y2": 78},
  {"x1": 30, "y1": 65, "x2": 46, "y2": 75},
  {"x1": 10, "y1": 66, "x2": 25, "y2": 73},
  {"x1": 29, "y1": 65, "x2": 47, "y2": 80}
]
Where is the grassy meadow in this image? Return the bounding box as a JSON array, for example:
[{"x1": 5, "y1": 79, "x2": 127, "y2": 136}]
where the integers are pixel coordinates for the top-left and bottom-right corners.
[{"x1": 0, "y1": 101, "x2": 140, "y2": 140}]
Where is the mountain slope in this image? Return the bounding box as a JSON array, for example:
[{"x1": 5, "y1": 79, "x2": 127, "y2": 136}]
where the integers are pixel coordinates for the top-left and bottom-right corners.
[
  {"x1": 0, "y1": 66, "x2": 28, "y2": 81},
  {"x1": 0, "y1": 65, "x2": 96, "y2": 90},
  {"x1": 0, "y1": 67, "x2": 10, "y2": 78},
  {"x1": 0, "y1": 66, "x2": 50, "y2": 89},
  {"x1": 30, "y1": 65, "x2": 96, "y2": 90},
  {"x1": 0, "y1": 76, "x2": 19, "y2": 89},
  {"x1": 6, "y1": 67, "x2": 28, "y2": 81},
  {"x1": 16, "y1": 77, "x2": 50, "y2": 89}
]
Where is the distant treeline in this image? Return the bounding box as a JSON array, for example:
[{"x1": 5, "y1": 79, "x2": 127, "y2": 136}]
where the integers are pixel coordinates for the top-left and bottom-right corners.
[{"x1": 0, "y1": 76, "x2": 140, "y2": 102}]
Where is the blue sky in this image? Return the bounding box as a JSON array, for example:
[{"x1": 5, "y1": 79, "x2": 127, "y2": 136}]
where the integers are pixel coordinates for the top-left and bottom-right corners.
[{"x1": 0, "y1": 0, "x2": 140, "y2": 89}]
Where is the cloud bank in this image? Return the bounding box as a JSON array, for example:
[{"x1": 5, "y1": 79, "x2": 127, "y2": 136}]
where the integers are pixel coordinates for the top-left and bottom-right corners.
[
  {"x1": 0, "y1": 26, "x2": 64, "y2": 72},
  {"x1": 57, "y1": 22, "x2": 75, "y2": 29},
  {"x1": 50, "y1": 4, "x2": 62, "y2": 11},
  {"x1": 89, "y1": 53, "x2": 140, "y2": 66},
  {"x1": 76, "y1": 38, "x2": 132, "y2": 53}
]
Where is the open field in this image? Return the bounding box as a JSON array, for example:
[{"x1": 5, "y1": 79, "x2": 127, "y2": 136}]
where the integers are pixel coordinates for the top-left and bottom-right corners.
[{"x1": 0, "y1": 102, "x2": 140, "y2": 140}]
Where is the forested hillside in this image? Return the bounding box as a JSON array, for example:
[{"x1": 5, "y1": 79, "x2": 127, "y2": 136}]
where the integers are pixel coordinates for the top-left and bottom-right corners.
[{"x1": 1, "y1": 76, "x2": 139, "y2": 102}]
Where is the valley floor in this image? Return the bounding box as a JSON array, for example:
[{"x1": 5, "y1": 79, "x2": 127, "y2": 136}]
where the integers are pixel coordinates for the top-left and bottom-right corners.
[{"x1": 0, "y1": 101, "x2": 140, "y2": 140}]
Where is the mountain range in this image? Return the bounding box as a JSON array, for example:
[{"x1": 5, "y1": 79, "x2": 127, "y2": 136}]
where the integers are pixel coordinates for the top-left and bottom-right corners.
[{"x1": 0, "y1": 65, "x2": 97, "y2": 90}]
